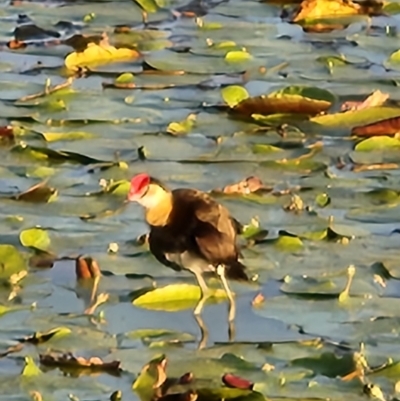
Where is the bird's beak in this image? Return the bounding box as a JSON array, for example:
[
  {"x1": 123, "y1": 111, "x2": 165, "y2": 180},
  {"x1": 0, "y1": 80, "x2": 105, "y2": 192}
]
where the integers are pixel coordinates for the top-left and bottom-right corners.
[
  {"x1": 127, "y1": 190, "x2": 140, "y2": 202},
  {"x1": 127, "y1": 186, "x2": 148, "y2": 202}
]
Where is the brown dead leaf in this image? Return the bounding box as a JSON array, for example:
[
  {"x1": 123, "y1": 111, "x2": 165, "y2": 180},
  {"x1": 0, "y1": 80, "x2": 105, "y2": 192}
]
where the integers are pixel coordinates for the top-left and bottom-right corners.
[
  {"x1": 39, "y1": 351, "x2": 121, "y2": 373},
  {"x1": 14, "y1": 24, "x2": 60, "y2": 42},
  {"x1": 341, "y1": 90, "x2": 389, "y2": 112},
  {"x1": 352, "y1": 115, "x2": 400, "y2": 137},
  {"x1": 356, "y1": 0, "x2": 384, "y2": 15},
  {"x1": 284, "y1": 194, "x2": 305, "y2": 213},
  {"x1": 302, "y1": 23, "x2": 347, "y2": 32},
  {"x1": 114, "y1": 26, "x2": 132, "y2": 34},
  {"x1": 352, "y1": 162, "x2": 399, "y2": 172},
  {"x1": 232, "y1": 95, "x2": 330, "y2": 117},
  {"x1": 102, "y1": 82, "x2": 136, "y2": 90},
  {"x1": 11, "y1": 180, "x2": 57, "y2": 203},
  {"x1": 293, "y1": 0, "x2": 360, "y2": 22},
  {"x1": 7, "y1": 39, "x2": 27, "y2": 49},
  {"x1": 64, "y1": 33, "x2": 106, "y2": 52},
  {"x1": 154, "y1": 358, "x2": 168, "y2": 389},
  {"x1": 222, "y1": 373, "x2": 254, "y2": 390},
  {"x1": 30, "y1": 391, "x2": 43, "y2": 401},
  {"x1": 251, "y1": 292, "x2": 265, "y2": 307},
  {"x1": 214, "y1": 176, "x2": 269, "y2": 195},
  {"x1": 0, "y1": 342, "x2": 24, "y2": 358},
  {"x1": 75, "y1": 256, "x2": 101, "y2": 280},
  {"x1": 29, "y1": 251, "x2": 57, "y2": 269},
  {"x1": 0, "y1": 126, "x2": 15, "y2": 142},
  {"x1": 178, "y1": 372, "x2": 194, "y2": 384}
]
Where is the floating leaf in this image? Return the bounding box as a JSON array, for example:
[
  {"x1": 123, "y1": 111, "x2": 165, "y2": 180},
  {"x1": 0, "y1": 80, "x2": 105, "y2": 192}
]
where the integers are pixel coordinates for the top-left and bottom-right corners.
[
  {"x1": 133, "y1": 0, "x2": 161, "y2": 13},
  {"x1": 116, "y1": 73, "x2": 135, "y2": 84},
  {"x1": 65, "y1": 43, "x2": 140, "y2": 70},
  {"x1": 132, "y1": 284, "x2": 227, "y2": 311},
  {"x1": 242, "y1": 218, "x2": 269, "y2": 242},
  {"x1": 75, "y1": 256, "x2": 101, "y2": 279},
  {"x1": 133, "y1": 355, "x2": 167, "y2": 398},
  {"x1": 365, "y1": 189, "x2": 400, "y2": 204},
  {"x1": 225, "y1": 50, "x2": 252, "y2": 63},
  {"x1": 0, "y1": 245, "x2": 27, "y2": 280},
  {"x1": 311, "y1": 107, "x2": 400, "y2": 128},
  {"x1": 232, "y1": 94, "x2": 331, "y2": 118},
  {"x1": 12, "y1": 143, "x2": 108, "y2": 165},
  {"x1": 213, "y1": 176, "x2": 268, "y2": 195},
  {"x1": 39, "y1": 351, "x2": 122, "y2": 373},
  {"x1": 0, "y1": 125, "x2": 15, "y2": 142},
  {"x1": 388, "y1": 49, "x2": 400, "y2": 64},
  {"x1": 342, "y1": 90, "x2": 389, "y2": 112},
  {"x1": 355, "y1": 136, "x2": 400, "y2": 152},
  {"x1": 315, "y1": 193, "x2": 330, "y2": 207},
  {"x1": 11, "y1": 180, "x2": 58, "y2": 203},
  {"x1": 41, "y1": 131, "x2": 95, "y2": 142},
  {"x1": 126, "y1": 329, "x2": 195, "y2": 345},
  {"x1": 166, "y1": 114, "x2": 196, "y2": 136},
  {"x1": 222, "y1": 373, "x2": 254, "y2": 390},
  {"x1": 20, "y1": 227, "x2": 51, "y2": 252},
  {"x1": 291, "y1": 351, "x2": 355, "y2": 378},
  {"x1": 269, "y1": 85, "x2": 336, "y2": 104},
  {"x1": 352, "y1": 116, "x2": 400, "y2": 137},
  {"x1": 273, "y1": 233, "x2": 304, "y2": 251},
  {"x1": 280, "y1": 270, "x2": 353, "y2": 298},
  {"x1": 213, "y1": 40, "x2": 237, "y2": 49},
  {"x1": 221, "y1": 86, "x2": 249, "y2": 107},
  {"x1": 21, "y1": 356, "x2": 42, "y2": 377},
  {"x1": 369, "y1": 360, "x2": 400, "y2": 378},
  {"x1": 19, "y1": 326, "x2": 72, "y2": 344}
]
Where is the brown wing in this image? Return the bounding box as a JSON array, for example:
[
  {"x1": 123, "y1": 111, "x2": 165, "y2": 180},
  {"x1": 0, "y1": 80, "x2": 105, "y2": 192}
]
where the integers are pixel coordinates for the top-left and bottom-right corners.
[{"x1": 174, "y1": 189, "x2": 240, "y2": 264}]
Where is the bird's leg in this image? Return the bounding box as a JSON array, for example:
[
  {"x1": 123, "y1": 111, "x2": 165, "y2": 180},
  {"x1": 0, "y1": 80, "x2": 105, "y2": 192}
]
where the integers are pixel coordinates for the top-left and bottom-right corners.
[
  {"x1": 216, "y1": 264, "x2": 236, "y2": 323},
  {"x1": 193, "y1": 270, "x2": 210, "y2": 316},
  {"x1": 194, "y1": 313, "x2": 209, "y2": 350}
]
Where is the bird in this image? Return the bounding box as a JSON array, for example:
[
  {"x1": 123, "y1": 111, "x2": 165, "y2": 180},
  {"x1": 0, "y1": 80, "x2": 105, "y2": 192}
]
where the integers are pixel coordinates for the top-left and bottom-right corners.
[{"x1": 127, "y1": 173, "x2": 249, "y2": 322}]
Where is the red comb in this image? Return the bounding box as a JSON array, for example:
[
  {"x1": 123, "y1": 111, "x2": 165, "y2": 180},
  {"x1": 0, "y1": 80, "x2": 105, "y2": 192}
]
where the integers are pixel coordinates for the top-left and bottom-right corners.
[{"x1": 130, "y1": 173, "x2": 150, "y2": 195}]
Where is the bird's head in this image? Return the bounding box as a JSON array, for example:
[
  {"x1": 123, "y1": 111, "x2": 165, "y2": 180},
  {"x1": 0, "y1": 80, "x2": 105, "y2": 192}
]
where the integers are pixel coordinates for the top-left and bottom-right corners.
[{"x1": 128, "y1": 173, "x2": 171, "y2": 210}]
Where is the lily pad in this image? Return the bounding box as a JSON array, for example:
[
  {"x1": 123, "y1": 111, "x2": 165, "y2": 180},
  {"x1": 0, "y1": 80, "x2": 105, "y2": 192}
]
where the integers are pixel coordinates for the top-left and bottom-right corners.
[
  {"x1": 0, "y1": 245, "x2": 27, "y2": 280},
  {"x1": 132, "y1": 284, "x2": 227, "y2": 311},
  {"x1": 19, "y1": 227, "x2": 51, "y2": 252}
]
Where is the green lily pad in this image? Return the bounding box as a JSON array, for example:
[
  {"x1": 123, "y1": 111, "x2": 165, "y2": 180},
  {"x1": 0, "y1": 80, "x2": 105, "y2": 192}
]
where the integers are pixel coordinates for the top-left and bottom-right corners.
[
  {"x1": 355, "y1": 136, "x2": 400, "y2": 152},
  {"x1": 132, "y1": 354, "x2": 166, "y2": 399},
  {"x1": 20, "y1": 326, "x2": 72, "y2": 344},
  {"x1": 221, "y1": 85, "x2": 249, "y2": 107},
  {"x1": 311, "y1": 107, "x2": 400, "y2": 128},
  {"x1": 116, "y1": 72, "x2": 135, "y2": 84},
  {"x1": 21, "y1": 356, "x2": 42, "y2": 377},
  {"x1": 269, "y1": 85, "x2": 336, "y2": 104},
  {"x1": 41, "y1": 130, "x2": 95, "y2": 142},
  {"x1": 315, "y1": 193, "x2": 330, "y2": 208},
  {"x1": 291, "y1": 352, "x2": 355, "y2": 378},
  {"x1": 19, "y1": 227, "x2": 51, "y2": 252},
  {"x1": 126, "y1": 328, "x2": 195, "y2": 345},
  {"x1": 132, "y1": 284, "x2": 227, "y2": 311},
  {"x1": 167, "y1": 114, "x2": 196, "y2": 136},
  {"x1": 225, "y1": 50, "x2": 252, "y2": 63},
  {"x1": 0, "y1": 244, "x2": 27, "y2": 280}
]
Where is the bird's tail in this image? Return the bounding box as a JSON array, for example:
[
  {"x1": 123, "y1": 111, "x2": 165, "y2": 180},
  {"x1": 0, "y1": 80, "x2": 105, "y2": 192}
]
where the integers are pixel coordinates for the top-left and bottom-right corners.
[{"x1": 225, "y1": 260, "x2": 249, "y2": 281}]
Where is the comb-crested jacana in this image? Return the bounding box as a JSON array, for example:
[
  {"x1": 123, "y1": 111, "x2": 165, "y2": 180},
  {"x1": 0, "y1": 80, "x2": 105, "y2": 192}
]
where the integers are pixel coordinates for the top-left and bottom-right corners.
[{"x1": 127, "y1": 173, "x2": 249, "y2": 322}]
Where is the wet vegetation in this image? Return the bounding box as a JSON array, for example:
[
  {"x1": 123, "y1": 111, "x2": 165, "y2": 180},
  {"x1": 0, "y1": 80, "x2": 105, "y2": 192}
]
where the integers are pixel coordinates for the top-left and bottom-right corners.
[{"x1": 2, "y1": 0, "x2": 400, "y2": 399}]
